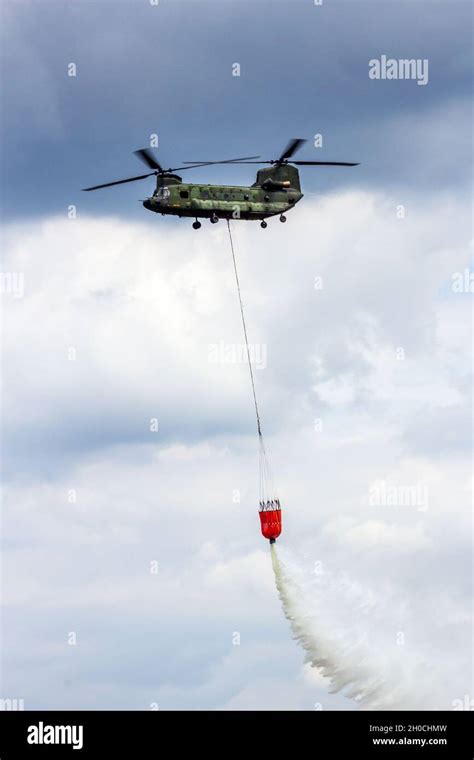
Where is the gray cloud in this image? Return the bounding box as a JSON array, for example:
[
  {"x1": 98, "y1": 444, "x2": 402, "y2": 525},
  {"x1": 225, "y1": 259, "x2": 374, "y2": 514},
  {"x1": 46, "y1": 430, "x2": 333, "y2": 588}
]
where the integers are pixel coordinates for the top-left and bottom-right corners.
[{"x1": 1, "y1": 0, "x2": 472, "y2": 217}]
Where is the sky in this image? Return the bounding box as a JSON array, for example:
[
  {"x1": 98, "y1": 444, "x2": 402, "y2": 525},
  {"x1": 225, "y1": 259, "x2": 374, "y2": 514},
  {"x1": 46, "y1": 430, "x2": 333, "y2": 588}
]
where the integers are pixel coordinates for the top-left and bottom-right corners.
[{"x1": 0, "y1": 0, "x2": 472, "y2": 710}]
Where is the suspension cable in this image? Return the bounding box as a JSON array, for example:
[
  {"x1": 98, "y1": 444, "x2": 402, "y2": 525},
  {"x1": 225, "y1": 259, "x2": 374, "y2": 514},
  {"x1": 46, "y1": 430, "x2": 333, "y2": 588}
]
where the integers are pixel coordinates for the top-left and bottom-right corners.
[{"x1": 226, "y1": 219, "x2": 263, "y2": 439}]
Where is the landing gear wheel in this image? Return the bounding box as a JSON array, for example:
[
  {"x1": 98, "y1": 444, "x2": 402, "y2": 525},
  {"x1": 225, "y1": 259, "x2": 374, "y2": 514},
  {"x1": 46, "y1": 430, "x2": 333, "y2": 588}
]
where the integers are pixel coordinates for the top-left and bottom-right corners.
[
  {"x1": 210, "y1": 214, "x2": 219, "y2": 224},
  {"x1": 260, "y1": 221, "x2": 268, "y2": 229},
  {"x1": 192, "y1": 220, "x2": 201, "y2": 230},
  {"x1": 280, "y1": 215, "x2": 287, "y2": 223}
]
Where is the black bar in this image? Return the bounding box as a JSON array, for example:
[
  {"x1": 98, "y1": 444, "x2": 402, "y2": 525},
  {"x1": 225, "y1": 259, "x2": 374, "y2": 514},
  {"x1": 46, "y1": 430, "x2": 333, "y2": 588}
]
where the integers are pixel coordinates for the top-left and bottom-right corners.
[{"x1": 0, "y1": 710, "x2": 472, "y2": 757}]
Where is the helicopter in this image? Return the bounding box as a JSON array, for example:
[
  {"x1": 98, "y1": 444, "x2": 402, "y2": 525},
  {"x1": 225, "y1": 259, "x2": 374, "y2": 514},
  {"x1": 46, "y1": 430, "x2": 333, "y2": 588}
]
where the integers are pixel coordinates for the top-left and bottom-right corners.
[{"x1": 82, "y1": 138, "x2": 358, "y2": 229}]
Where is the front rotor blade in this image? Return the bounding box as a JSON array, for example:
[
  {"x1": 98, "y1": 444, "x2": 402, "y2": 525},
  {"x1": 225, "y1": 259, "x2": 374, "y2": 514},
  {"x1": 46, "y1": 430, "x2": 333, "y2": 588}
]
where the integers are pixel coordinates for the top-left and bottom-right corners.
[
  {"x1": 168, "y1": 163, "x2": 236, "y2": 172},
  {"x1": 279, "y1": 138, "x2": 306, "y2": 162},
  {"x1": 134, "y1": 148, "x2": 164, "y2": 172},
  {"x1": 82, "y1": 172, "x2": 155, "y2": 191},
  {"x1": 181, "y1": 156, "x2": 261, "y2": 165},
  {"x1": 291, "y1": 161, "x2": 359, "y2": 166}
]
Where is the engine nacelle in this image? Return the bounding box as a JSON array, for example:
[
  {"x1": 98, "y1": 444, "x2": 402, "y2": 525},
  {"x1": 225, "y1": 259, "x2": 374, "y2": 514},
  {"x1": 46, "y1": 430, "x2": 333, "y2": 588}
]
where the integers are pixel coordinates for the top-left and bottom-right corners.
[{"x1": 261, "y1": 179, "x2": 291, "y2": 191}]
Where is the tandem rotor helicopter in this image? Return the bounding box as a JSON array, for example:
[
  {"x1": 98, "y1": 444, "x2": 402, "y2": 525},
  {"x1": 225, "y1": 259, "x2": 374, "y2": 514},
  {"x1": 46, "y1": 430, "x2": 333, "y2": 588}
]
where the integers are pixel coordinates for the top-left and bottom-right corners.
[{"x1": 82, "y1": 138, "x2": 358, "y2": 229}]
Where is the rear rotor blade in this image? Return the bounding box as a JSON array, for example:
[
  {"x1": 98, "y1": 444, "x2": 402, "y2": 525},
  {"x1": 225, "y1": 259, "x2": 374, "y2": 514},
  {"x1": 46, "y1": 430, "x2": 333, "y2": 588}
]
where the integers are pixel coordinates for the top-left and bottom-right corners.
[
  {"x1": 278, "y1": 138, "x2": 306, "y2": 162},
  {"x1": 218, "y1": 159, "x2": 359, "y2": 166},
  {"x1": 291, "y1": 161, "x2": 359, "y2": 166},
  {"x1": 134, "y1": 148, "x2": 164, "y2": 172},
  {"x1": 82, "y1": 172, "x2": 155, "y2": 191},
  {"x1": 184, "y1": 161, "x2": 271, "y2": 165}
]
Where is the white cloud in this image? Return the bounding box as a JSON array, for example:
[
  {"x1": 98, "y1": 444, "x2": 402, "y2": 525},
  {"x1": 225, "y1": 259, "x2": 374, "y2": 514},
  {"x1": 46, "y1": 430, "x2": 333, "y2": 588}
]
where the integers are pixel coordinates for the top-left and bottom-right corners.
[{"x1": 1, "y1": 190, "x2": 471, "y2": 708}]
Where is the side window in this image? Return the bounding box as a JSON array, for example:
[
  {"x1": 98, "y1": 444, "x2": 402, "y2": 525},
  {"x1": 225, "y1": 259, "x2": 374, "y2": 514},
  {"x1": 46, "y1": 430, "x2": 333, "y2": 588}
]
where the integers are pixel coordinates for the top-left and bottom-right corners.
[
  {"x1": 202, "y1": 191, "x2": 209, "y2": 199},
  {"x1": 180, "y1": 190, "x2": 189, "y2": 199}
]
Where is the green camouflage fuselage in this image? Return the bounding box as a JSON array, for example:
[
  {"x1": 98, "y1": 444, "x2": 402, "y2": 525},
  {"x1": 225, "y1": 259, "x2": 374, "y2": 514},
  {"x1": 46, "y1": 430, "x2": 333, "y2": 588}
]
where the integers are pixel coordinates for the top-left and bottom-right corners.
[{"x1": 143, "y1": 164, "x2": 303, "y2": 221}]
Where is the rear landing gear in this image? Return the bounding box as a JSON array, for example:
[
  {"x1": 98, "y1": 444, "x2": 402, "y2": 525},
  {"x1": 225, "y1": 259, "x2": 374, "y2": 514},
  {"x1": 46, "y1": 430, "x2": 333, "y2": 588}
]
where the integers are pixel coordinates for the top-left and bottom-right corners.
[
  {"x1": 210, "y1": 214, "x2": 219, "y2": 224},
  {"x1": 192, "y1": 220, "x2": 201, "y2": 230},
  {"x1": 280, "y1": 215, "x2": 287, "y2": 223},
  {"x1": 260, "y1": 221, "x2": 268, "y2": 229}
]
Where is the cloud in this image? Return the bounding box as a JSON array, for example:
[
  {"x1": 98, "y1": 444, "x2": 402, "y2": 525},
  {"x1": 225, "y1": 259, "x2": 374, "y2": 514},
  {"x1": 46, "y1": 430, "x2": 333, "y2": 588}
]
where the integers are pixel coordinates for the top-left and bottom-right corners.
[{"x1": 1, "y1": 189, "x2": 471, "y2": 708}]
